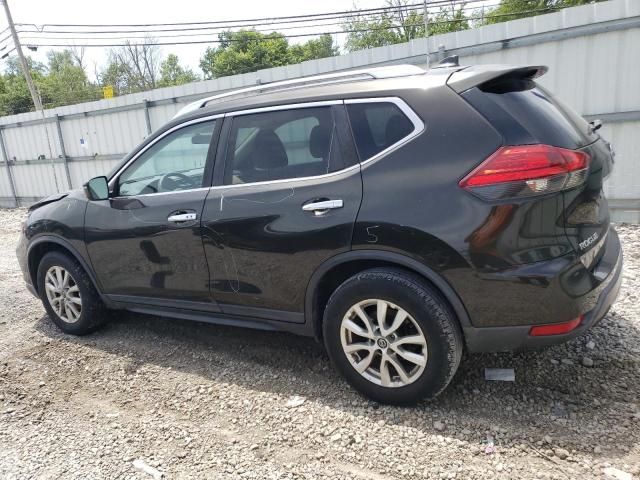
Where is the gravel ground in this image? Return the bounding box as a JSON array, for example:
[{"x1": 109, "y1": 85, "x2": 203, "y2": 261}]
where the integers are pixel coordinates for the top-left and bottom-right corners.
[{"x1": 0, "y1": 207, "x2": 638, "y2": 480}]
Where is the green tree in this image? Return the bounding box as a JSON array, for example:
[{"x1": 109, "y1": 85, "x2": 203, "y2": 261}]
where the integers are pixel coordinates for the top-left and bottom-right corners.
[
  {"x1": 343, "y1": 8, "x2": 417, "y2": 51},
  {"x1": 158, "y1": 53, "x2": 200, "y2": 87},
  {"x1": 200, "y1": 30, "x2": 290, "y2": 79},
  {"x1": 0, "y1": 56, "x2": 47, "y2": 115},
  {"x1": 430, "y1": 3, "x2": 469, "y2": 35},
  {"x1": 99, "y1": 59, "x2": 131, "y2": 97},
  {"x1": 40, "y1": 50, "x2": 99, "y2": 108},
  {"x1": 200, "y1": 30, "x2": 339, "y2": 79},
  {"x1": 481, "y1": 0, "x2": 604, "y2": 25},
  {"x1": 288, "y1": 34, "x2": 339, "y2": 64},
  {"x1": 343, "y1": 0, "x2": 468, "y2": 52},
  {"x1": 100, "y1": 39, "x2": 162, "y2": 95},
  {"x1": 0, "y1": 52, "x2": 101, "y2": 114}
]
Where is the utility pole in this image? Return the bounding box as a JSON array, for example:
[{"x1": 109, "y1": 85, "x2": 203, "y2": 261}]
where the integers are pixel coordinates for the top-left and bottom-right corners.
[
  {"x1": 1, "y1": 0, "x2": 60, "y2": 194},
  {"x1": 1, "y1": 0, "x2": 43, "y2": 111},
  {"x1": 423, "y1": 0, "x2": 430, "y2": 68}
]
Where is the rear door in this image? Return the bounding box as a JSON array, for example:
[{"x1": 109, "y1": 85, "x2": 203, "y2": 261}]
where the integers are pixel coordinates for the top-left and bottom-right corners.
[
  {"x1": 85, "y1": 116, "x2": 221, "y2": 307},
  {"x1": 201, "y1": 102, "x2": 361, "y2": 321}
]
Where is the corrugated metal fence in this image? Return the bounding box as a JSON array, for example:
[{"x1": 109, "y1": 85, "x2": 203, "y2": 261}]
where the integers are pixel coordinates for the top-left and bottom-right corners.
[{"x1": 1, "y1": 0, "x2": 639, "y2": 221}]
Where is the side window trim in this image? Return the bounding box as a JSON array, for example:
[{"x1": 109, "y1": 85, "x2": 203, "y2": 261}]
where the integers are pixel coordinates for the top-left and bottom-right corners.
[
  {"x1": 107, "y1": 98, "x2": 423, "y2": 194},
  {"x1": 227, "y1": 100, "x2": 343, "y2": 118},
  {"x1": 344, "y1": 97, "x2": 425, "y2": 165},
  {"x1": 210, "y1": 98, "x2": 422, "y2": 189},
  {"x1": 108, "y1": 113, "x2": 224, "y2": 197}
]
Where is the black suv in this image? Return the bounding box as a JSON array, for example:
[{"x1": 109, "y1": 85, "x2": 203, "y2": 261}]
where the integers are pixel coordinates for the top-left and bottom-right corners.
[{"x1": 17, "y1": 63, "x2": 622, "y2": 404}]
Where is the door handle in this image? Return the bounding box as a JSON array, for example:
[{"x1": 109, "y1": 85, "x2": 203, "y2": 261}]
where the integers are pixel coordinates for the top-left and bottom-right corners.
[
  {"x1": 302, "y1": 199, "x2": 343, "y2": 215},
  {"x1": 168, "y1": 212, "x2": 197, "y2": 222}
]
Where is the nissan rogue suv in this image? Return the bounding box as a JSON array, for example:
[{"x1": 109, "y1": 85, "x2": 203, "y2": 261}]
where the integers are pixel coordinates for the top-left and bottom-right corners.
[{"x1": 16, "y1": 62, "x2": 622, "y2": 404}]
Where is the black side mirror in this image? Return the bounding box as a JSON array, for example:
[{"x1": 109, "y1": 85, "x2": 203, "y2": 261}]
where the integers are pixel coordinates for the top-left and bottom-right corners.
[{"x1": 84, "y1": 176, "x2": 110, "y2": 201}]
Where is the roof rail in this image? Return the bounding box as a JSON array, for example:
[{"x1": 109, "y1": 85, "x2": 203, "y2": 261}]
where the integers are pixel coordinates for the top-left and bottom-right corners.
[{"x1": 173, "y1": 64, "x2": 425, "y2": 118}]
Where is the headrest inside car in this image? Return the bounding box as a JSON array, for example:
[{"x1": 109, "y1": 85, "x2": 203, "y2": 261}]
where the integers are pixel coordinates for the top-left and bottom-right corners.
[
  {"x1": 251, "y1": 130, "x2": 288, "y2": 169},
  {"x1": 309, "y1": 124, "x2": 331, "y2": 159}
]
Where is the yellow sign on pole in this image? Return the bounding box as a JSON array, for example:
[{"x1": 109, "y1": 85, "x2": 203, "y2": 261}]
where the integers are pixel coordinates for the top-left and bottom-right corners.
[{"x1": 103, "y1": 85, "x2": 114, "y2": 99}]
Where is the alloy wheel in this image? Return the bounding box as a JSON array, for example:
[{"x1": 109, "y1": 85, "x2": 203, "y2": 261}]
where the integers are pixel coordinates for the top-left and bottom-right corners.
[
  {"x1": 340, "y1": 299, "x2": 428, "y2": 388},
  {"x1": 44, "y1": 266, "x2": 82, "y2": 323}
]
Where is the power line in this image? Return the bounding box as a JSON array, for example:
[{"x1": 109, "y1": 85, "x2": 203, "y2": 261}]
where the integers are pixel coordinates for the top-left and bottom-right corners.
[
  {"x1": 16, "y1": 0, "x2": 472, "y2": 29},
  {"x1": 18, "y1": 6, "x2": 564, "y2": 48},
  {"x1": 15, "y1": 1, "x2": 493, "y2": 37},
  {"x1": 16, "y1": 3, "x2": 502, "y2": 41},
  {"x1": 17, "y1": 5, "x2": 503, "y2": 43}
]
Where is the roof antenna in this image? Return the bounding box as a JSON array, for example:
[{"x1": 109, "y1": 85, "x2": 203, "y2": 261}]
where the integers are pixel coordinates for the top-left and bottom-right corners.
[{"x1": 433, "y1": 55, "x2": 460, "y2": 68}]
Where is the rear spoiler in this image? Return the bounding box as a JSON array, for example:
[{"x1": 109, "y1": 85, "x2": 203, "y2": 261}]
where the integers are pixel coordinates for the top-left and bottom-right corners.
[{"x1": 447, "y1": 65, "x2": 548, "y2": 93}]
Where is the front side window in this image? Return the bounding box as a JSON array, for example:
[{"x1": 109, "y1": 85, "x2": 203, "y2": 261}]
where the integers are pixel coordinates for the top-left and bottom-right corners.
[
  {"x1": 224, "y1": 107, "x2": 337, "y2": 185},
  {"x1": 118, "y1": 120, "x2": 216, "y2": 196},
  {"x1": 347, "y1": 102, "x2": 415, "y2": 161}
]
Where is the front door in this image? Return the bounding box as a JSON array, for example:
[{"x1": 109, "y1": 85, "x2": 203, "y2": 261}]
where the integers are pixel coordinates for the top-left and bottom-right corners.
[
  {"x1": 85, "y1": 117, "x2": 220, "y2": 306},
  {"x1": 201, "y1": 103, "x2": 362, "y2": 321}
]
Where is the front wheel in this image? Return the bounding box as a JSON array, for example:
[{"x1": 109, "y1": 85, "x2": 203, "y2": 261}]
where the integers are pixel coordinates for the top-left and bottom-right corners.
[
  {"x1": 323, "y1": 268, "x2": 463, "y2": 405},
  {"x1": 37, "y1": 251, "x2": 108, "y2": 335}
]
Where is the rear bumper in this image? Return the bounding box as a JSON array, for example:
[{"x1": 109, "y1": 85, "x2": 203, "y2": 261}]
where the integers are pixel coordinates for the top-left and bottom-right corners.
[{"x1": 464, "y1": 228, "x2": 623, "y2": 353}]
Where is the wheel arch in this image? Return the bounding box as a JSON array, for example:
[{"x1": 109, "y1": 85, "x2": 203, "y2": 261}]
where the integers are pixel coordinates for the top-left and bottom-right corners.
[
  {"x1": 27, "y1": 236, "x2": 102, "y2": 297},
  {"x1": 304, "y1": 250, "x2": 471, "y2": 340}
]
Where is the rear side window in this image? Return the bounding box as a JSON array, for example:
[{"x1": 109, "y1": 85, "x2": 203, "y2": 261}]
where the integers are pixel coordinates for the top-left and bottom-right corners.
[
  {"x1": 224, "y1": 107, "x2": 340, "y2": 185},
  {"x1": 346, "y1": 102, "x2": 415, "y2": 160}
]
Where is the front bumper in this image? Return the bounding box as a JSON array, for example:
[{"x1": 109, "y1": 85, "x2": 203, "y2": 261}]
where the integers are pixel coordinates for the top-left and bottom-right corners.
[
  {"x1": 16, "y1": 230, "x2": 38, "y2": 298},
  {"x1": 464, "y1": 228, "x2": 623, "y2": 353}
]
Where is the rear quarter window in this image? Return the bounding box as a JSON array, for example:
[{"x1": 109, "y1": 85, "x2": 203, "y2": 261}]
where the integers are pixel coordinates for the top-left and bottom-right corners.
[
  {"x1": 346, "y1": 102, "x2": 415, "y2": 161},
  {"x1": 478, "y1": 79, "x2": 598, "y2": 149}
]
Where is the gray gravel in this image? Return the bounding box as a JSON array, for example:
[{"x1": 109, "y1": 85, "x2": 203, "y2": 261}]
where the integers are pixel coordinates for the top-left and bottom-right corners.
[{"x1": 0, "y1": 207, "x2": 639, "y2": 479}]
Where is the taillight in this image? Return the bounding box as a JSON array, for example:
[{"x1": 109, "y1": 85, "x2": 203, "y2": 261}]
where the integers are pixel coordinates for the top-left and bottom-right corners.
[{"x1": 459, "y1": 145, "x2": 590, "y2": 200}]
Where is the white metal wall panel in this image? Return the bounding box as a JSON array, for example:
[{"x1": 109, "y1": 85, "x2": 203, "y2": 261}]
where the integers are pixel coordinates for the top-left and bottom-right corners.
[
  {"x1": 2, "y1": 122, "x2": 62, "y2": 161},
  {"x1": 11, "y1": 162, "x2": 67, "y2": 197},
  {"x1": 459, "y1": 27, "x2": 640, "y2": 116},
  {"x1": 59, "y1": 109, "x2": 147, "y2": 158},
  {"x1": 601, "y1": 121, "x2": 640, "y2": 200},
  {"x1": 0, "y1": 166, "x2": 12, "y2": 198},
  {"x1": 68, "y1": 158, "x2": 122, "y2": 187},
  {"x1": 148, "y1": 103, "x2": 183, "y2": 132}
]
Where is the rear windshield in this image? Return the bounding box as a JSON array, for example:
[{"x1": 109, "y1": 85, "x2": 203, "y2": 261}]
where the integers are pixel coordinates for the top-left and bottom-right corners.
[{"x1": 479, "y1": 78, "x2": 598, "y2": 149}]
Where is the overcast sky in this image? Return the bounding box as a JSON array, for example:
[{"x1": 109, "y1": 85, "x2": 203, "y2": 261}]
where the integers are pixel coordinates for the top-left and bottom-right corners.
[{"x1": 0, "y1": 0, "x2": 387, "y2": 80}]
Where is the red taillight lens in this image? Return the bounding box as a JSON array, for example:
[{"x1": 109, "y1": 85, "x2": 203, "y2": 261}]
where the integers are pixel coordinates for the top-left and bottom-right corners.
[
  {"x1": 459, "y1": 145, "x2": 590, "y2": 200},
  {"x1": 529, "y1": 316, "x2": 583, "y2": 336}
]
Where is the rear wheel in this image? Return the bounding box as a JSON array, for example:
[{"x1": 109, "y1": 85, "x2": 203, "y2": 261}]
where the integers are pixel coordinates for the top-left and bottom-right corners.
[
  {"x1": 323, "y1": 268, "x2": 463, "y2": 405},
  {"x1": 37, "y1": 251, "x2": 108, "y2": 335}
]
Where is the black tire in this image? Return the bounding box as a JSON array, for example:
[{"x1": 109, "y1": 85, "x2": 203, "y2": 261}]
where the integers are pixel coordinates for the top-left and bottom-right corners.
[
  {"x1": 36, "y1": 251, "x2": 108, "y2": 335},
  {"x1": 323, "y1": 268, "x2": 463, "y2": 405}
]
